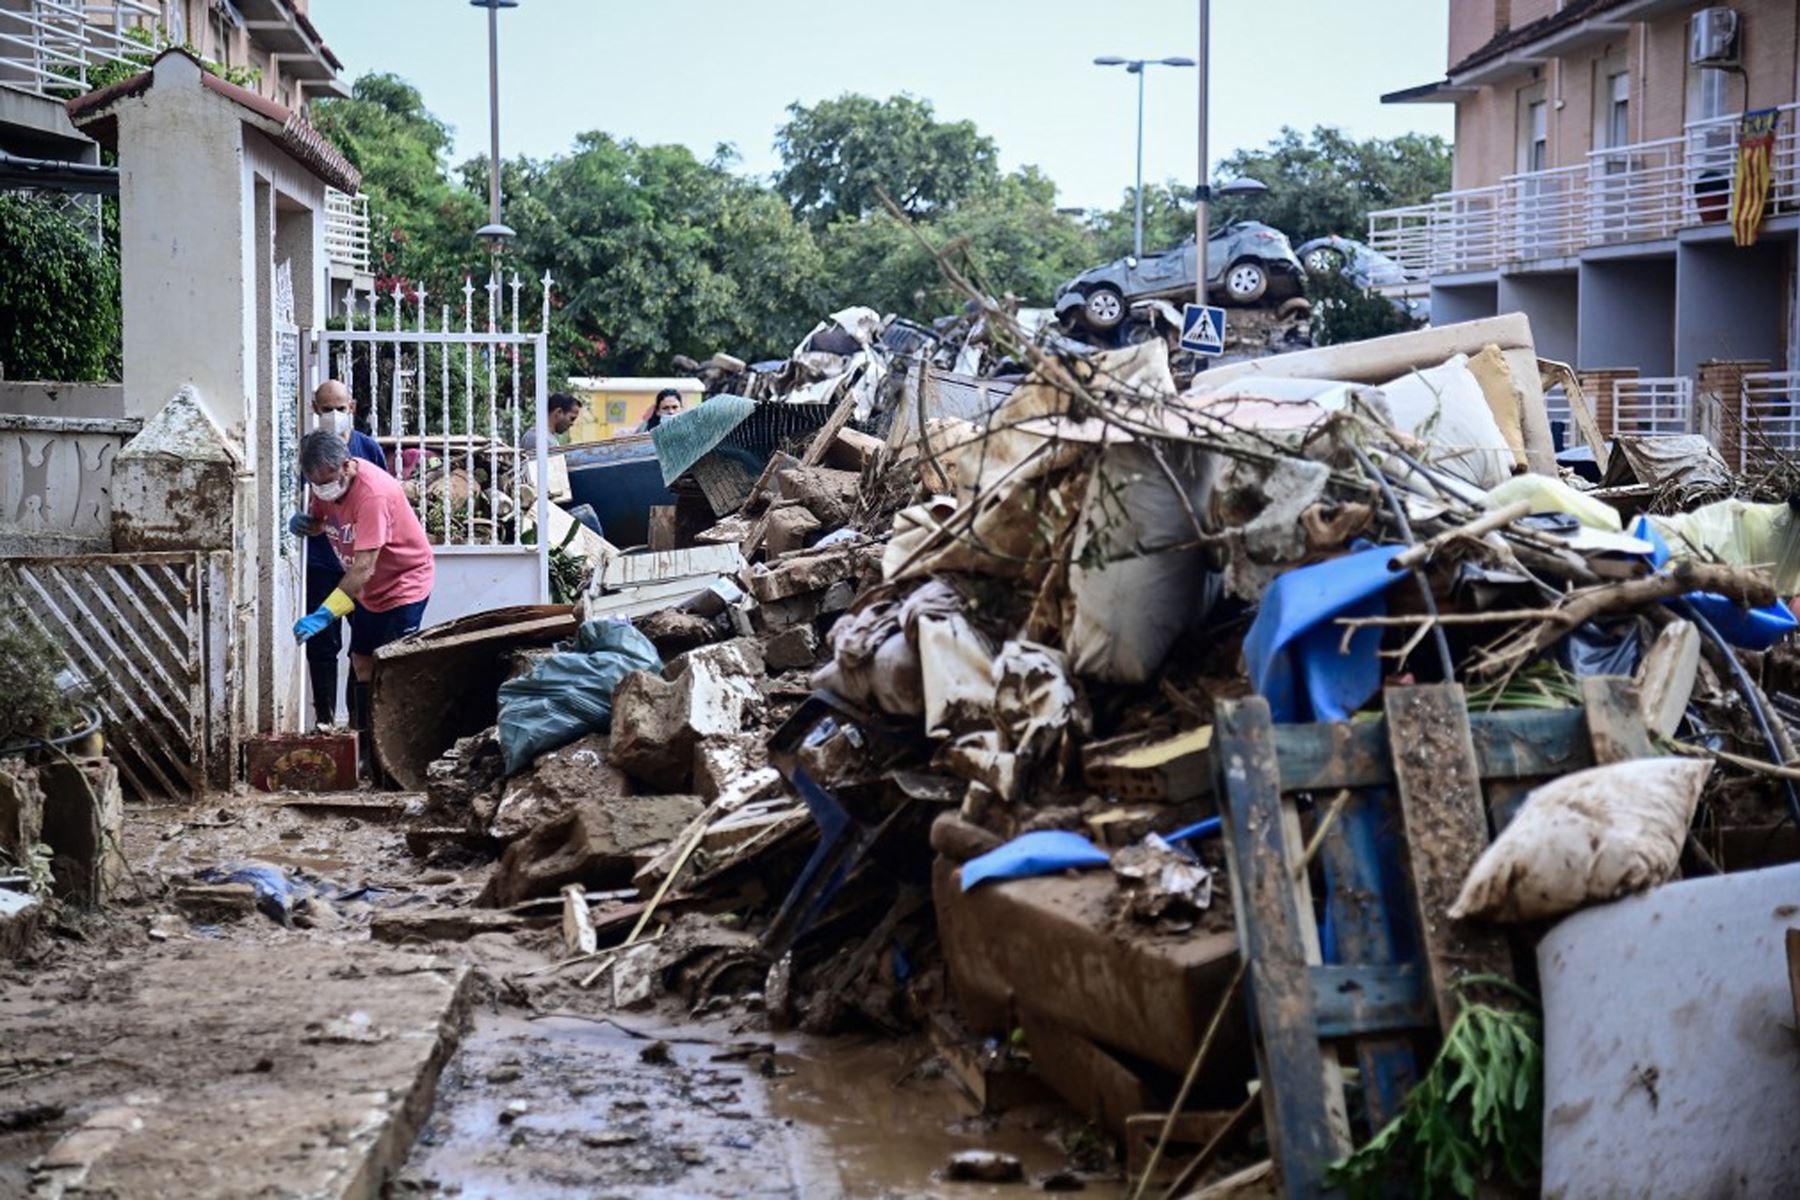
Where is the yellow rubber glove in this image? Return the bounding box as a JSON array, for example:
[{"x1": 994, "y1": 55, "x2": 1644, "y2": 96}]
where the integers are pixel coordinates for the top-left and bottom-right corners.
[{"x1": 322, "y1": 588, "x2": 356, "y2": 618}]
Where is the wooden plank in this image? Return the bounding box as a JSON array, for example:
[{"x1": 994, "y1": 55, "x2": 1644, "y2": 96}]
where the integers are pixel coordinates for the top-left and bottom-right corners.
[
  {"x1": 1310, "y1": 964, "x2": 1434, "y2": 1039},
  {"x1": 647, "y1": 505, "x2": 678, "y2": 551},
  {"x1": 1580, "y1": 675, "x2": 1655, "y2": 764},
  {"x1": 1788, "y1": 929, "x2": 1800, "y2": 1039},
  {"x1": 1384, "y1": 684, "x2": 1517, "y2": 1033},
  {"x1": 601, "y1": 545, "x2": 745, "y2": 590},
  {"x1": 1214, "y1": 697, "x2": 1350, "y2": 1196},
  {"x1": 1140, "y1": 708, "x2": 1592, "y2": 802},
  {"x1": 1315, "y1": 790, "x2": 1419, "y2": 1126}
]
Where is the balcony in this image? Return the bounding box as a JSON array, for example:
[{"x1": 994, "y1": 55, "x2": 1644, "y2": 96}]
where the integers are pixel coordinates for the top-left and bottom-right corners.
[
  {"x1": 324, "y1": 186, "x2": 371, "y2": 282},
  {"x1": 0, "y1": 1, "x2": 171, "y2": 97},
  {"x1": 1370, "y1": 102, "x2": 1800, "y2": 280}
]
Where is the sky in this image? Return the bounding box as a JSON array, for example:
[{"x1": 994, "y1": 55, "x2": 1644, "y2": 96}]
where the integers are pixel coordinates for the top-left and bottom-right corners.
[{"x1": 309, "y1": 0, "x2": 1454, "y2": 212}]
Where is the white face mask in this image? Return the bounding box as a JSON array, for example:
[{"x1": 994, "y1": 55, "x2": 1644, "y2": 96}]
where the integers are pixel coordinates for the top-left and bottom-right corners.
[
  {"x1": 317, "y1": 409, "x2": 352, "y2": 437},
  {"x1": 313, "y1": 475, "x2": 349, "y2": 502}
]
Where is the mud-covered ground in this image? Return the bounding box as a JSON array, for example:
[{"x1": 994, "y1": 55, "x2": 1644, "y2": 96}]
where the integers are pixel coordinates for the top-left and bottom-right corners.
[{"x1": 2, "y1": 794, "x2": 1123, "y2": 1198}]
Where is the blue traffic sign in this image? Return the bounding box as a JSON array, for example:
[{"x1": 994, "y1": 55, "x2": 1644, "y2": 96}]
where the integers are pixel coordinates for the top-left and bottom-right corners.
[{"x1": 1180, "y1": 303, "x2": 1226, "y2": 355}]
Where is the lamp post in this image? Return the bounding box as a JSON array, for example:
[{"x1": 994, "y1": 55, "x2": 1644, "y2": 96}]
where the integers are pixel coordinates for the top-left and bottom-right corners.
[
  {"x1": 470, "y1": 0, "x2": 519, "y2": 255},
  {"x1": 1093, "y1": 53, "x2": 1195, "y2": 258},
  {"x1": 1194, "y1": 0, "x2": 1209, "y2": 304}
]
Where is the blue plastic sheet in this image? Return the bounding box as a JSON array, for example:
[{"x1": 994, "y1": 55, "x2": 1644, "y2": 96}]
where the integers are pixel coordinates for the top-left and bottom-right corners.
[
  {"x1": 959, "y1": 830, "x2": 1110, "y2": 892},
  {"x1": 496, "y1": 620, "x2": 663, "y2": 775},
  {"x1": 1631, "y1": 517, "x2": 1798, "y2": 651},
  {"x1": 1243, "y1": 544, "x2": 1407, "y2": 723}
]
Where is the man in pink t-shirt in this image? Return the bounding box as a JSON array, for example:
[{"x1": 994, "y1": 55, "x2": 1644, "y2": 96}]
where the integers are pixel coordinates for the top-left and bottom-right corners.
[{"x1": 290, "y1": 431, "x2": 435, "y2": 746}]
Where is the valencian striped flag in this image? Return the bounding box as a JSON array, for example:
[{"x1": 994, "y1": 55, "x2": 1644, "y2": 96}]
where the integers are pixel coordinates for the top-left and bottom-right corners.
[{"x1": 1732, "y1": 108, "x2": 1780, "y2": 247}]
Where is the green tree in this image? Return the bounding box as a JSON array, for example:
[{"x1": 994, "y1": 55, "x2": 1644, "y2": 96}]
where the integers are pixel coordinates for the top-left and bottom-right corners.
[
  {"x1": 312, "y1": 74, "x2": 484, "y2": 299},
  {"x1": 1306, "y1": 267, "x2": 1419, "y2": 346},
  {"x1": 0, "y1": 195, "x2": 121, "y2": 381},
  {"x1": 1088, "y1": 181, "x2": 1198, "y2": 259},
  {"x1": 1210, "y1": 126, "x2": 1451, "y2": 245},
  {"x1": 821, "y1": 167, "x2": 1096, "y2": 319},
  {"x1": 509, "y1": 134, "x2": 825, "y2": 375},
  {"x1": 775, "y1": 94, "x2": 999, "y2": 227}
]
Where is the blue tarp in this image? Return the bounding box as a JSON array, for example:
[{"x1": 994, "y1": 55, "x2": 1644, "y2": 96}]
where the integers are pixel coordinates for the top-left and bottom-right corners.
[
  {"x1": 495, "y1": 620, "x2": 663, "y2": 775},
  {"x1": 1631, "y1": 516, "x2": 1798, "y2": 651},
  {"x1": 959, "y1": 830, "x2": 1110, "y2": 892},
  {"x1": 1243, "y1": 544, "x2": 1407, "y2": 723}
]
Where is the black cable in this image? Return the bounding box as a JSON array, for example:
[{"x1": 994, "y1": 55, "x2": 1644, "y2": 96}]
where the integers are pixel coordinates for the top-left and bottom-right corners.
[
  {"x1": 1349, "y1": 442, "x2": 1457, "y2": 682},
  {"x1": 1675, "y1": 597, "x2": 1800, "y2": 833}
]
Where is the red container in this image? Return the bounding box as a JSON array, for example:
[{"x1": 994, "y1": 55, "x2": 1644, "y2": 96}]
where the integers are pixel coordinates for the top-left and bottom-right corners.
[{"x1": 245, "y1": 732, "x2": 358, "y2": 793}]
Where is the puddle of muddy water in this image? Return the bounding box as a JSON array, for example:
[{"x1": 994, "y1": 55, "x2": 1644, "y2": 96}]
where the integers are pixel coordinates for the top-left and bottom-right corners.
[{"x1": 402, "y1": 1012, "x2": 1122, "y2": 1199}]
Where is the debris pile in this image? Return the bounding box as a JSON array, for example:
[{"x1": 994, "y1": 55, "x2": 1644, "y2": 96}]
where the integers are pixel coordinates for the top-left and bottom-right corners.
[{"x1": 384, "y1": 298, "x2": 1800, "y2": 1196}]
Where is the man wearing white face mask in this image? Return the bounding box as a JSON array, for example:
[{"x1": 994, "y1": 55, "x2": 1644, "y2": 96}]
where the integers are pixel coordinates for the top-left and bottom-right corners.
[{"x1": 293, "y1": 379, "x2": 387, "y2": 729}]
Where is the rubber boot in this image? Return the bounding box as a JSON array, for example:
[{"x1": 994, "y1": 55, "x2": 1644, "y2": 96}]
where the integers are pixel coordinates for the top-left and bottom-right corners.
[{"x1": 308, "y1": 655, "x2": 338, "y2": 729}]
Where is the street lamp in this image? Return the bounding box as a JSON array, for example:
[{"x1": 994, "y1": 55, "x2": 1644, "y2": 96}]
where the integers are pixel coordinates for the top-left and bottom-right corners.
[
  {"x1": 471, "y1": 0, "x2": 519, "y2": 255},
  {"x1": 1093, "y1": 54, "x2": 1196, "y2": 258}
]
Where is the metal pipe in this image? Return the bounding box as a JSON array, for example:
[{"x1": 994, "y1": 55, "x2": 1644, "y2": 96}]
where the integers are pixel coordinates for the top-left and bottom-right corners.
[
  {"x1": 1134, "y1": 64, "x2": 1146, "y2": 258},
  {"x1": 1195, "y1": 0, "x2": 1210, "y2": 304},
  {"x1": 486, "y1": 3, "x2": 501, "y2": 229}
]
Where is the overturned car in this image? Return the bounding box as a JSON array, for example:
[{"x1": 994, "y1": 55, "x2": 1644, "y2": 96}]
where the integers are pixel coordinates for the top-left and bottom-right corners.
[{"x1": 1054, "y1": 220, "x2": 1305, "y2": 331}]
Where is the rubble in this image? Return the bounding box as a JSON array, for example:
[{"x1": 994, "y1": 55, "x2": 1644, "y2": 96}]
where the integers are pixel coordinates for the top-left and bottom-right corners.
[{"x1": 359, "y1": 297, "x2": 1800, "y2": 1199}]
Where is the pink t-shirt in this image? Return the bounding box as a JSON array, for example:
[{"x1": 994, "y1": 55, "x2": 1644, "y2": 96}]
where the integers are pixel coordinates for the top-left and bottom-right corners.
[{"x1": 309, "y1": 460, "x2": 435, "y2": 611}]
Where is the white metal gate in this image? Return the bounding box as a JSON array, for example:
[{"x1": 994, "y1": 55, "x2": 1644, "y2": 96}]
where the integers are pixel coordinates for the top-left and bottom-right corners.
[
  {"x1": 1611, "y1": 377, "x2": 1693, "y2": 438},
  {"x1": 2, "y1": 551, "x2": 233, "y2": 800},
  {"x1": 309, "y1": 270, "x2": 552, "y2": 625}
]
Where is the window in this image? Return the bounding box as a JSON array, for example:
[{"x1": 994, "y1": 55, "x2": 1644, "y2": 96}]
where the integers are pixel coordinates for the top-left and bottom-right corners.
[
  {"x1": 1605, "y1": 71, "x2": 1630, "y2": 149},
  {"x1": 1527, "y1": 100, "x2": 1548, "y2": 172}
]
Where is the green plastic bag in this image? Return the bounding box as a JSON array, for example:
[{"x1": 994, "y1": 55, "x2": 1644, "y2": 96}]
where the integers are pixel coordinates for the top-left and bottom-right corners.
[{"x1": 496, "y1": 619, "x2": 662, "y2": 776}]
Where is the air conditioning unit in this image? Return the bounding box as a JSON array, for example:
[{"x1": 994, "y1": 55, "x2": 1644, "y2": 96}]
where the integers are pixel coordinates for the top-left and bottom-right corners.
[{"x1": 1689, "y1": 7, "x2": 1740, "y2": 67}]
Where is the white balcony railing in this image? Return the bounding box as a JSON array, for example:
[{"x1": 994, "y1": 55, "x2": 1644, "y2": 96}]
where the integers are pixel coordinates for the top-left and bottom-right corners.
[
  {"x1": 1739, "y1": 372, "x2": 1800, "y2": 471},
  {"x1": 1612, "y1": 377, "x2": 1693, "y2": 438},
  {"x1": 1370, "y1": 103, "x2": 1800, "y2": 280},
  {"x1": 324, "y1": 188, "x2": 372, "y2": 279},
  {"x1": 1506, "y1": 163, "x2": 1586, "y2": 262},
  {"x1": 1586, "y1": 136, "x2": 1685, "y2": 246},
  {"x1": 0, "y1": 1, "x2": 170, "y2": 97}
]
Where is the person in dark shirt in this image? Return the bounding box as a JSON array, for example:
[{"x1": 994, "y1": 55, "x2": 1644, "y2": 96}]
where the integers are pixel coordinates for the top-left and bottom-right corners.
[
  {"x1": 298, "y1": 378, "x2": 386, "y2": 729},
  {"x1": 637, "y1": 387, "x2": 685, "y2": 432}
]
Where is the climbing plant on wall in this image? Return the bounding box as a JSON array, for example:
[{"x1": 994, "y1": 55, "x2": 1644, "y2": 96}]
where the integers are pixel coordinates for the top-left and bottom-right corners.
[{"x1": 0, "y1": 195, "x2": 122, "y2": 382}]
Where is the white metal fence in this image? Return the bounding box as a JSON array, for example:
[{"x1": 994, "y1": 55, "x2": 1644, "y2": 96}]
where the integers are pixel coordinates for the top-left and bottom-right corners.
[
  {"x1": 1611, "y1": 377, "x2": 1693, "y2": 439},
  {"x1": 311, "y1": 269, "x2": 553, "y2": 614},
  {"x1": 0, "y1": 0, "x2": 169, "y2": 96},
  {"x1": 1739, "y1": 371, "x2": 1800, "y2": 470}
]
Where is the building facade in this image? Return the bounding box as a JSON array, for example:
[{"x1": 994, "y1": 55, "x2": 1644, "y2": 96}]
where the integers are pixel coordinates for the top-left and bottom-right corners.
[
  {"x1": 0, "y1": 0, "x2": 367, "y2": 285},
  {"x1": 1375, "y1": 0, "x2": 1800, "y2": 461}
]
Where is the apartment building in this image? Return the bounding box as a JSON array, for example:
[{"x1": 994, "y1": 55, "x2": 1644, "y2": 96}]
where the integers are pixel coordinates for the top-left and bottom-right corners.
[
  {"x1": 0, "y1": 1, "x2": 368, "y2": 299},
  {"x1": 1374, "y1": 0, "x2": 1800, "y2": 460}
]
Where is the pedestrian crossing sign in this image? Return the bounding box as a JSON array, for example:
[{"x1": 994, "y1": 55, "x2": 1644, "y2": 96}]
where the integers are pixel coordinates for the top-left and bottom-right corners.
[{"x1": 1180, "y1": 303, "x2": 1226, "y2": 356}]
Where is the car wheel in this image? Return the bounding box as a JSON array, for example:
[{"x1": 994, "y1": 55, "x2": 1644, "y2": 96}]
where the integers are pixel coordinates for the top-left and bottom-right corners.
[
  {"x1": 1223, "y1": 260, "x2": 1269, "y2": 304},
  {"x1": 1082, "y1": 286, "x2": 1126, "y2": 330},
  {"x1": 1303, "y1": 246, "x2": 1345, "y2": 274}
]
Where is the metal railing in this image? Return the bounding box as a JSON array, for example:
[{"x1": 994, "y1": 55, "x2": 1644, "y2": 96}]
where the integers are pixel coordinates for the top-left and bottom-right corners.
[
  {"x1": 323, "y1": 188, "x2": 371, "y2": 278},
  {"x1": 1611, "y1": 377, "x2": 1693, "y2": 438},
  {"x1": 1366, "y1": 202, "x2": 1435, "y2": 284},
  {"x1": 1586, "y1": 136, "x2": 1685, "y2": 245},
  {"x1": 1739, "y1": 371, "x2": 1800, "y2": 471},
  {"x1": 1369, "y1": 102, "x2": 1800, "y2": 280},
  {"x1": 0, "y1": 0, "x2": 169, "y2": 96},
  {"x1": 1686, "y1": 102, "x2": 1800, "y2": 229},
  {"x1": 1430, "y1": 186, "x2": 1505, "y2": 275},
  {"x1": 1506, "y1": 164, "x2": 1586, "y2": 262}
]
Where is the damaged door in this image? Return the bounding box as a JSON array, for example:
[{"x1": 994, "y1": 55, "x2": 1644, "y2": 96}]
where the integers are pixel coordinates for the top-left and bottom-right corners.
[{"x1": 2, "y1": 552, "x2": 233, "y2": 800}]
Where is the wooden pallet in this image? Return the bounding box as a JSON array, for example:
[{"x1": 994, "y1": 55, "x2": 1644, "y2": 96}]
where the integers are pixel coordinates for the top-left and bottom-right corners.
[{"x1": 1212, "y1": 677, "x2": 1646, "y2": 1197}]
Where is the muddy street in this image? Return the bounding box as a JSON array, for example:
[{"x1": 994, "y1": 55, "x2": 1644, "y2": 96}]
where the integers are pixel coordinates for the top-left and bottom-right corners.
[{"x1": 0, "y1": 797, "x2": 1125, "y2": 1198}]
